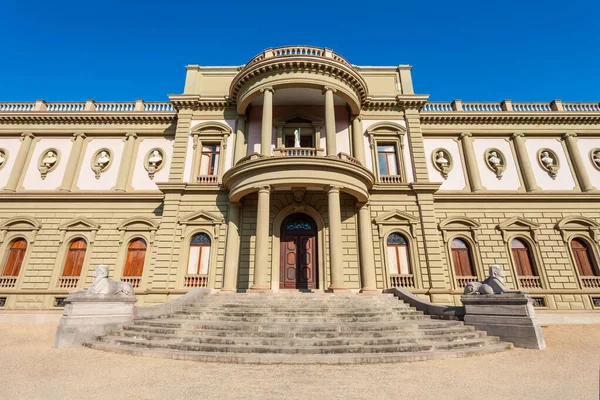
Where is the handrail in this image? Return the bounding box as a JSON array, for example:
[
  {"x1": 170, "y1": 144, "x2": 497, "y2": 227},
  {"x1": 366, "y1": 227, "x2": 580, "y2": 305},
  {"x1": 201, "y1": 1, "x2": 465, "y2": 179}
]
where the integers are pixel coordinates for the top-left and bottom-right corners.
[
  {"x1": 422, "y1": 100, "x2": 600, "y2": 113},
  {"x1": 0, "y1": 100, "x2": 175, "y2": 112},
  {"x1": 245, "y1": 46, "x2": 353, "y2": 70}
]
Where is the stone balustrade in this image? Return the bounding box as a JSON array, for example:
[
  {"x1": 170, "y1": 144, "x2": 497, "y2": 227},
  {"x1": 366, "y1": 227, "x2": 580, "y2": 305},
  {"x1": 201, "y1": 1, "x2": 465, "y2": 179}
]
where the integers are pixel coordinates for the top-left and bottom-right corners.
[
  {"x1": 422, "y1": 100, "x2": 600, "y2": 112},
  {"x1": 519, "y1": 276, "x2": 542, "y2": 289},
  {"x1": 274, "y1": 147, "x2": 325, "y2": 157},
  {"x1": 456, "y1": 276, "x2": 479, "y2": 288},
  {"x1": 58, "y1": 276, "x2": 79, "y2": 289},
  {"x1": 0, "y1": 276, "x2": 17, "y2": 288},
  {"x1": 581, "y1": 276, "x2": 600, "y2": 289},
  {"x1": 121, "y1": 277, "x2": 141, "y2": 288},
  {"x1": 197, "y1": 175, "x2": 218, "y2": 184},
  {"x1": 245, "y1": 45, "x2": 353, "y2": 69},
  {"x1": 0, "y1": 100, "x2": 175, "y2": 112},
  {"x1": 379, "y1": 175, "x2": 404, "y2": 185},
  {"x1": 184, "y1": 275, "x2": 208, "y2": 288},
  {"x1": 389, "y1": 274, "x2": 415, "y2": 288}
]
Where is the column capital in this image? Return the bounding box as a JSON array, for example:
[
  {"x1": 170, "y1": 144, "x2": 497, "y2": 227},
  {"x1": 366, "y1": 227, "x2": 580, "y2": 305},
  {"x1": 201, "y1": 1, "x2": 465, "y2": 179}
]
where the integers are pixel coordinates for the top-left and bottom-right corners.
[
  {"x1": 322, "y1": 86, "x2": 337, "y2": 95},
  {"x1": 260, "y1": 87, "x2": 275, "y2": 94},
  {"x1": 356, "y1": 201, "x2": 371, "y2": 210},
  {"x1": 511, "y1": 132, "x2": 525, "y2": 139},
  {"x1": 236, "y1": 114, "x2": 247, "y2": 122},
  {"x1": 125, "y1": 132, "x2": 138, "y2": 139},
  {"x1": 256, "y1": 185, "x2": 271, "y2": 194},
  {"x1": 562, "y1": 132, "x2": 578, "y2": 140},
  {"x1": 72, "y1": 132, "x2": 86, "y2": 140},
  {"x1": 459, "y1": 132, "x2": 473, "y2": 140},
  {"x1": 351, "y1": 114, "x2": 363, "y2": 122},
  {"x1": 327, "y1": 185, "x2": 341, "y2": 194},
  {"x1": 274, "y1": 121, "x2": 286, "y2": 128},
  {"x1": 20, "y1": 132, "x2": 34, "y2": 141}
]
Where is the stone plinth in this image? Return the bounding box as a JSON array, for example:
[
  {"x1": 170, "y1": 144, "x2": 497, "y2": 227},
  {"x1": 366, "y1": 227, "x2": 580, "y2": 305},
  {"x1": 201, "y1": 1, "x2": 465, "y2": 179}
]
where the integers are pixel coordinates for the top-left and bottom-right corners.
[
  {"x1": 53, "y1": 293, "x2": 137, "y2": 349},
  {"x1": 461, "y1": 293, "x2": 546, "y2": 350}
]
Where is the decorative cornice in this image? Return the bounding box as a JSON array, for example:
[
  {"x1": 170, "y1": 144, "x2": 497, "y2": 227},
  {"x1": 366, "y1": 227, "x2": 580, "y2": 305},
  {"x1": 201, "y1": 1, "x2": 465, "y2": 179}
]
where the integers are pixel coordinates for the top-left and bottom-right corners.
[
  {"x1": 0, "y1": 113, "x2": 175, "y2": 125},
  {"x1": 168, "y1": 95, "x2": 230, "y2": 112},
  {"x1": 421, "y1": 113, "x2": 600, "y2": 125}
]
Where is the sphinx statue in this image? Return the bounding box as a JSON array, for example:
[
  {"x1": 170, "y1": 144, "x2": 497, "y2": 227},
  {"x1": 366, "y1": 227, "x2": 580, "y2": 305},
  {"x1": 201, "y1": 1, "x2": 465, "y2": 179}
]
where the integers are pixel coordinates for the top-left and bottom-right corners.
[
  {"x1": 464, "y1": 264, "x2": 522, "y2": 295},
  {"x1": 85, "y1": 264, "x2": 134, "y2": 296}
]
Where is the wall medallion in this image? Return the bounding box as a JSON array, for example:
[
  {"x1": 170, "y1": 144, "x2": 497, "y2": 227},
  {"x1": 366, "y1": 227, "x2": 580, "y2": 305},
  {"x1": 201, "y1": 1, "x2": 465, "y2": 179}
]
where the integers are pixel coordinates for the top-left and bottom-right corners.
[
  {"x1": 38, "y1": 149, "x2": 60, "y2": 180},
  {"x1": 91, "y1": 148, "x2": 113, "y2": 179},
  {"x1": 144, "y1": 148, "x2": 165, "y2": 180},
  {"x1": 537, "y1": 148, "x2": 559, "y2": 180},
  {"x1": 484, "y1": 148, "x2": 506, "y2": 179},
  {"x1": 0, "y1": 149, "x2": 8, "y2": 171},
  {"x1": 590, "y1": 148, "x2": 600, "y2": 171},
  {"x1": 432, "y1": 148, "x2": 452, "y2": 179}
]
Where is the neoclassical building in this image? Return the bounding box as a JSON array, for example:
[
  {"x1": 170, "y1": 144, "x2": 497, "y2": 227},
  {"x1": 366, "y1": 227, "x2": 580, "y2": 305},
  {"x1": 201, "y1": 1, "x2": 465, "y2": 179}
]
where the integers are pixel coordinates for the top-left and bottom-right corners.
[{"x1": 0, "y1": 46, "x2": 599, "y2": 311}]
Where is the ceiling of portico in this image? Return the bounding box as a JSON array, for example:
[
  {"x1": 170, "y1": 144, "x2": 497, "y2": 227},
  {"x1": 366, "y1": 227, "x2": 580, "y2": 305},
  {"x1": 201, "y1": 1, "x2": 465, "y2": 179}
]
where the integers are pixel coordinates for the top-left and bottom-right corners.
[{"x1": 250, "y1": 88, "x2": 346, "y2": 107}]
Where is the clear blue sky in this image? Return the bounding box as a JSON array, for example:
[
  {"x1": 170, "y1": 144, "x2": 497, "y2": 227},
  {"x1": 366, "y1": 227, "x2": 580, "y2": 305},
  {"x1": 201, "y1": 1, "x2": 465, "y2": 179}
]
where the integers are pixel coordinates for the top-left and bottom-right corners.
[{"x1": 1, "y1": 0, "x2": 598, "y2": 102}]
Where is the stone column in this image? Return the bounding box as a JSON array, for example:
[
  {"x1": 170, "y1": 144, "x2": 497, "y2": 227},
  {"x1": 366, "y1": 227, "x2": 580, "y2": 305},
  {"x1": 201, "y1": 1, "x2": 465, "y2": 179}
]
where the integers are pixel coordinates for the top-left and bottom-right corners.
[
  {"x1": 511, "y1": 133, "x2": 540, "y2": 192},
  {"x1": 351, "y1": 115, "x2": 366, "y2": 165},
  {"x1": 59, "y1": 133, "x2": 86, "y2": 192},
  {"x1": 357, "y1": 202, "x2": 377, "y2": 293},
  {"x1": 250, "y1": 186, "x2": 271, "y2": 291},
  {"x1": 115, "y1": 132, "x2": 137, "y2": 192},
  {"x1": 459, "y1": 132, "x2": 484, "y2": 192},
  {"x1": 3, "y1": 132, "x2": 35, "y2": 192},
  {"x1": 260, "y1": 87, "x2": 274, "y2": 157},
  {"x1": 562, "y1": 132, "x2": 595, "y2": 192},
  {"x1": 323, "y1": 87, "x2": 337, "y2": 156},
  {"x1": 222, "y1": 202, "x2": 241, "y2": 292},
  {"x1": 327, "y1": 186, "x2": 346, "y2": 292},
  {"x1": 233, "y1": 116, "x2": 247, "y2": 165}
]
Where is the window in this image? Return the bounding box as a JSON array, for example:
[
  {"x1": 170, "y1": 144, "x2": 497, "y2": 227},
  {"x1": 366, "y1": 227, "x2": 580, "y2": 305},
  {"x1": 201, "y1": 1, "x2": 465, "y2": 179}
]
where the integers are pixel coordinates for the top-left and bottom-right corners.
[
  {"x1": 387, "y1": 233, "x2": 411, "y2": 275},
  {"x1": 2, "y1": 238, "x2": 27, "y2": 276},
  {"x1": 571, "y1": 238, "x2": 598, "y2": 276},
  {"x1": 199, "y1": 145, "x2": 220, "y2": 176},
  {"x1": 123, "y1": 238, "x2": 147, "y2": 277},
  {"x1": 510, "y1": 238, "x2": 537, "y2": 276},
  {"x1": 62, "y1": 238, "x2": 87, "y2": 277},
  {"x1": 451, "y1": 238, "x2": 475, "y2": 276},
  {"x1": 377, "y1": 144, "x2": 399, "y2": 176},
  {"x1": 187, "y1": 233, "x2": 211, "y2": 275}
]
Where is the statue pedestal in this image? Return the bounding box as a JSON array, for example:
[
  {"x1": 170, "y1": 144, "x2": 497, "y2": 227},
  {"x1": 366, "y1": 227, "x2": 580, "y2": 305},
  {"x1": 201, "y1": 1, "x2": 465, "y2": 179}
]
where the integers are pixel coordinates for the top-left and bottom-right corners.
[
  {"x1": 461, "y1": 293, "x2": 546, "y2": 350},
  {"x1": 53, "y1": 293, "x2": 137, "y2": 349}
]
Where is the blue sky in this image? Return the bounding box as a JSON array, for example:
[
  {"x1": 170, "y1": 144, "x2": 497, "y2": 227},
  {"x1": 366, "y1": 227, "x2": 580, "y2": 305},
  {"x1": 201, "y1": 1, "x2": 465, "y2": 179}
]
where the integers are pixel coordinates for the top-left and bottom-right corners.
[{"x1": 1, "y1": 0, "x2": 598, "y2": 102}]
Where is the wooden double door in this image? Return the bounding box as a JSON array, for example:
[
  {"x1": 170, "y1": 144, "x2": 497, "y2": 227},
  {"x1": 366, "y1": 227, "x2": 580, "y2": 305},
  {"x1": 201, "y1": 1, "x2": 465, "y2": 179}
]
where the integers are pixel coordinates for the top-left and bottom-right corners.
[{"x1": 280, "y1": 214, "x2": 317, "y2": 289}]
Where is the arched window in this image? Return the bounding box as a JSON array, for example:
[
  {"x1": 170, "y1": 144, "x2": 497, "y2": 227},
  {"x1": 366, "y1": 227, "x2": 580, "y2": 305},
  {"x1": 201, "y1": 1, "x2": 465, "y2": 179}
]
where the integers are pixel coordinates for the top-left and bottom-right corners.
[
  {"x1": 451, "y1": 238, "x2": 475, "y2": 276},
  {"x1": 571, "y1": 238, "x2": 598, "y2": 276},
  {"x1": 510, "y1": 238, "x2": 537, "y2": 276},
  {"x1": 62, "y1": 238, "x2": 87, "y2": 277},
  {"x1": 387, "y1": 233, "x2": 411, "y2": 275},
  {"x1": 2, "y1": 238, "x2": 27, "y2": 276},
  {"x1": 187, "y1": 233, "x2": 211, "y2": 275},
  {"x1": 123, "y1": 238, "x2": 147, "y2": 277}
]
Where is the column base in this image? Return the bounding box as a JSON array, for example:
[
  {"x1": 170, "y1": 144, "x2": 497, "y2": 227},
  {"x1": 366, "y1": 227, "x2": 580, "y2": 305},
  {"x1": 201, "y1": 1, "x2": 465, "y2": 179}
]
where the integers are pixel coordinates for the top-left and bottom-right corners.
[
  {"x1": 327, "y1": 286, "x2": 348, "y2": 294},
  {"x1": 359, "y1": 289, "x2": 379, "y2": 295},
  {"x1": 218, "y1": 289, "x2": 238, "y2": 293},
  {"x1": 249, "y1": 286, "x2": 272, "y2": 293}
]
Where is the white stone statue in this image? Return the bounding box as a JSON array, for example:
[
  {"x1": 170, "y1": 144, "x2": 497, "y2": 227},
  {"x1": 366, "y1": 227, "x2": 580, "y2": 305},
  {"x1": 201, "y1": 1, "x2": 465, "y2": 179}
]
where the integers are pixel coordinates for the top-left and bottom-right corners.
[
  {"x1": 540, "y1": 151, "x2": 554, "y2": 167},
  {"x1": 86, "y1": 265, "x2": 134, "y2": 296},
  {"x1": 435, "y1": 151, "x2": 449, "y2": 167},
  {"x1": 294, "y1": 129, "x2": 301, "y2": 148},
  {"x1": 148, "y1": 150, "x2": 163, "y2": 167},
  {"x1": 464, "y1": 265, "x2": 522, "y2": 295},
  {"x1": 488, "y1": 151, "x2": 502, "y2": 167},
  {"x1": 593, "y1": 151, "x2": 600, "y2": 166}
]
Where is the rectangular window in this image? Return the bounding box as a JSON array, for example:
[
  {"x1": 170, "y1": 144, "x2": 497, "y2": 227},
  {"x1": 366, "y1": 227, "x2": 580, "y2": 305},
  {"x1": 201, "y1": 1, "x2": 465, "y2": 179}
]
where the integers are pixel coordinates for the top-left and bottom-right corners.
[
  {"x1": 199, "y1": 144, "x2": 220, "y2": 176},
  {"x1": 377, "y1": 144, "x2": 399, "y2": 176}
]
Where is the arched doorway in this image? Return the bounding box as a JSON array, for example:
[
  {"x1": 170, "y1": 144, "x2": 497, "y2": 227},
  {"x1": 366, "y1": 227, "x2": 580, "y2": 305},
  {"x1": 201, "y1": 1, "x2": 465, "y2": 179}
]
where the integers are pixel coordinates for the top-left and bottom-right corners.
[{"x1": 280, "y1": 213, "x2": 317, "y2": 289}]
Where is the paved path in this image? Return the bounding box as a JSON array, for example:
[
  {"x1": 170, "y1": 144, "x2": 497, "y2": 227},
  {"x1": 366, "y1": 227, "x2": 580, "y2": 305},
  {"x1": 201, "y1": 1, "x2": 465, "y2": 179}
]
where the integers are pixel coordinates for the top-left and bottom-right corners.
[{"x1": 0, "y1": 324, "x2": 598, "y2": 399}]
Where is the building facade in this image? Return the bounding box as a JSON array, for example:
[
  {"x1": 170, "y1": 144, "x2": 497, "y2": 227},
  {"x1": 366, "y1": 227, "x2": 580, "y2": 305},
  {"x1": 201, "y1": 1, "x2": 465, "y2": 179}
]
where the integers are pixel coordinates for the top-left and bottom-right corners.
[{"x1": 1, "y1": 46, "x2": 600, "y2": 311}]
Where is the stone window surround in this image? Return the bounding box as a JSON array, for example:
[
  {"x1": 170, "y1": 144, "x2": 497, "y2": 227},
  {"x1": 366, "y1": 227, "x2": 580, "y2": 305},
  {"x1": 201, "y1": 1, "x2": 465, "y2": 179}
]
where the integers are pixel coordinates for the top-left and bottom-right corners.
[
  {"x1": 175, "y1": 210, "x2": 224, "y2": 289},
  {"x1": 113, "y1": 216, "x2": 160, "y2": 290},
  {"x1": 556, "y1": 216, "x2": 600, "y2": 287},
  {"x1": 366, "y1": 122, "x2": 407, "y2": 183},
  {"x1": 190, "y1": 121, "x2": 232, "y2": 185},
  {"x1": 438, "y1": 216, "x2": 484, "y2": 290},
  {"x1": 0, "y1": 216, "x2": 41, "y2": 293},
  {"x1": 373, "y1": 210, "x2": 421, "y2": 289},
  {"x1": 273, "y1": 111, "x2": 324, "y2": 151}
]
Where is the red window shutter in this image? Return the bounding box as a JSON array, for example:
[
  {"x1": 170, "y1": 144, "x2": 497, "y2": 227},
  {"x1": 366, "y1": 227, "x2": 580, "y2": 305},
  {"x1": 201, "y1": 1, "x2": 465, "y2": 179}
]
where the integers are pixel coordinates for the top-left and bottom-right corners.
[{"x1": 3, "y1": 239, "x2": 27, "y2": 276}]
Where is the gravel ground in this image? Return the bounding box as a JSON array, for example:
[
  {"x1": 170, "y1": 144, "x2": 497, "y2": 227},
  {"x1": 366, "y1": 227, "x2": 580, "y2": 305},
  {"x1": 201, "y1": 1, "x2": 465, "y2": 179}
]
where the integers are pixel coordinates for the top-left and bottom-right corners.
[{"x1": 0, "y1": 324, "x2": 598, "y2": 400}]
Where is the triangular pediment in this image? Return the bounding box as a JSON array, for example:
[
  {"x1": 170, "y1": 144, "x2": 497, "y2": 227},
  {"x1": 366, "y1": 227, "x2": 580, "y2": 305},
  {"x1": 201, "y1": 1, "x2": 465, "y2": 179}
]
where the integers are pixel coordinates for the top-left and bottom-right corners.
[
  {"x1": 0, "y1": 216, "x2": 41, "y2": 231},
  {"x1": 373, "y1": 209, "x2": 419, "y2": 225},
  {"x1": 179, "y1": 210, "x2": 224, "y2": 225},
  {"x1": 59, "y1": 217, "x2": 100, "y2": 232},
  {"x1": 117, "y1": 216, "x2": 159, "y2": 231},
  {"x1": 439, "y1": 216, "x2": 481, "y2": 231},
  {"x1": 497, "y1": 216, "x2": 539, "y2": 231}
]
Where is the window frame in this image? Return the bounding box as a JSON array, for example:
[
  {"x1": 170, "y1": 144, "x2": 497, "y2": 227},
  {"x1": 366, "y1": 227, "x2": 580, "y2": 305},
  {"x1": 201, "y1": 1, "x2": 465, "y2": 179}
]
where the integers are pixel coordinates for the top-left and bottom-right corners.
[
  {"x1": 1, "y1": 238, "x2": 28, "y2": 277},
  {"x1": 366, "y1": 122, "x2": 407, "y2": 183},
  {"x1": 60, "y1": 238, "x2": 88, "y2": 278},
  {"x1": 377, "y1": 143, "x2": 400, "y2": 176},
  {"x1": 122, "y1": 237, "x2": 148, "y2": 278},
  {"x1": 386, "y1": 232, "x2": 411, "y2": 276},
  {"x1": 190, "y1": 122, "x2": 232, "y2": 185},
  {"x1": 187, "y1": 233, "x2": 212, "y2": 276}
]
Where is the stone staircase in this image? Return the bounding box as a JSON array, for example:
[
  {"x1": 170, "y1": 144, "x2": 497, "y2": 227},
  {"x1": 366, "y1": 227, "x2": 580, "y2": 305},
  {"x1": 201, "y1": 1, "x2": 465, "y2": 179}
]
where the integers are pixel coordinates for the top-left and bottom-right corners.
[{"x1": 85, "y1": 292, "x2": 512, "y2": 364}]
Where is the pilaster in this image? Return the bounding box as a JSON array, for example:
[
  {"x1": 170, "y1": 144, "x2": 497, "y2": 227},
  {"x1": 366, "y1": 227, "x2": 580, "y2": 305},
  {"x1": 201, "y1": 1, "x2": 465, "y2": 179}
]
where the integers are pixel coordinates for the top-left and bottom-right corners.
[
  {"x1": 511, "y1": 133, "x2": 540, "y2": 192},
  {"x1": 351, "y1": 115, "x2": 366, "y2": 165},
  {"x1": 115, "y1": 132, "x2": 137, "y2": 192},
  {"x1": 403, "y1": 109, "x2": 429, "y2": 182},
  {"x1": 168, "y1": 110, "x2": 194, "y2": 181},
  {"x1": 562, "y1": 132, "x2": 595, "y2": 192},
  {"x1": 459, "y1": 132, "x2": 484, "y2": 192},
  {"x1": 59, "y1": 133, "x2": 86, "y2": 192},
  {"x1": 3, "y1": 132, "x2": 35, "y2": 192}
]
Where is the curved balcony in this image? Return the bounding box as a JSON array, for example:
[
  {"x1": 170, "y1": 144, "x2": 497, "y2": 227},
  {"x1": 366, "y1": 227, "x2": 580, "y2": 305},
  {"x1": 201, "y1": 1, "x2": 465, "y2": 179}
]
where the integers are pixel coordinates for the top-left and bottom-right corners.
[
  {"x1": 222, "y1": 150, "x2": 375, "y2": 202},
  {"x1": 229, "y1": 46, "x2": 369, "y2": 114}
]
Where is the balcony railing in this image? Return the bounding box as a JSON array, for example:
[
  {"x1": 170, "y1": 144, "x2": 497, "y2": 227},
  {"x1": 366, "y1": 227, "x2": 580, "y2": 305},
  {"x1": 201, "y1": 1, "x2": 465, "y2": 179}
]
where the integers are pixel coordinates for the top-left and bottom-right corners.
[
  {"x1": 0, "y1": 276, "x2": 17, "y2": 288},
  {"x1": 197, "y1": 175, "x2": 218, "y2": 184},
  {"x1": 0, "y1": 100, "x2": 175, "y2": 113},
  {"x1": 184, "y1": 275, "x2": 208, "y2": 288},
  {"x1": 121, "y1": 277, "x2": 141, "y2": 288},
  {"x1": 581, "y1": 276, "x2": 600, "y2": 289},
  {"x1": 422, "y1": 100, "x2": 600, "y2": 113},
  {"x1": 274, "y1": 147, "x2": 325, "y2": 157},
  {"x1": 389, "y1": 274, "x2": 415, "y2": 289},
  {"x1": 519, "y1": 276, "x2": 542, "y2": 289},
  {"x1": 58, "y1": 276, "x2": 79, "y2": 289},
  {"x1": 245, "y1": 46, "x2": 353, "y2": 69},
  {"x1": 379, "y1": 175, "x2": 403, "y2": 185},
  {"x1": 456, "y1": 276, "x2": 478, "y2": 288}
]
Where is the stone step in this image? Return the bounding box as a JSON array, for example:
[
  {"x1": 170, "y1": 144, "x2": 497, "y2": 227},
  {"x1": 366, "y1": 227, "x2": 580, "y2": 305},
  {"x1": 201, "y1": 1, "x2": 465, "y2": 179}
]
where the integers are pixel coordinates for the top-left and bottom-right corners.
[
  {"x1": 132, "y1": 319, "x2": 464, "y2": 332},
  {"x1": 111, "y1": 330, "x2": 487, "y2": 347},
  {"x1": 171, "y1": 309, "x2": 418, "y2": 318},
  {"x1": 182, "y1": 303, "x2": 413, "y2": 311},
  {"x1": 86, "y1": 341, "x2": 512, "y2": 364},
  {"x1": 94, "y1": 336, "x2": 502, "y2": 355},
  {"x1": 122, "y1": 323, "x2": 476, "y2": 339},
  {"x1": 159, "y1": 313, "x2": 427, "y2": 323}
]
